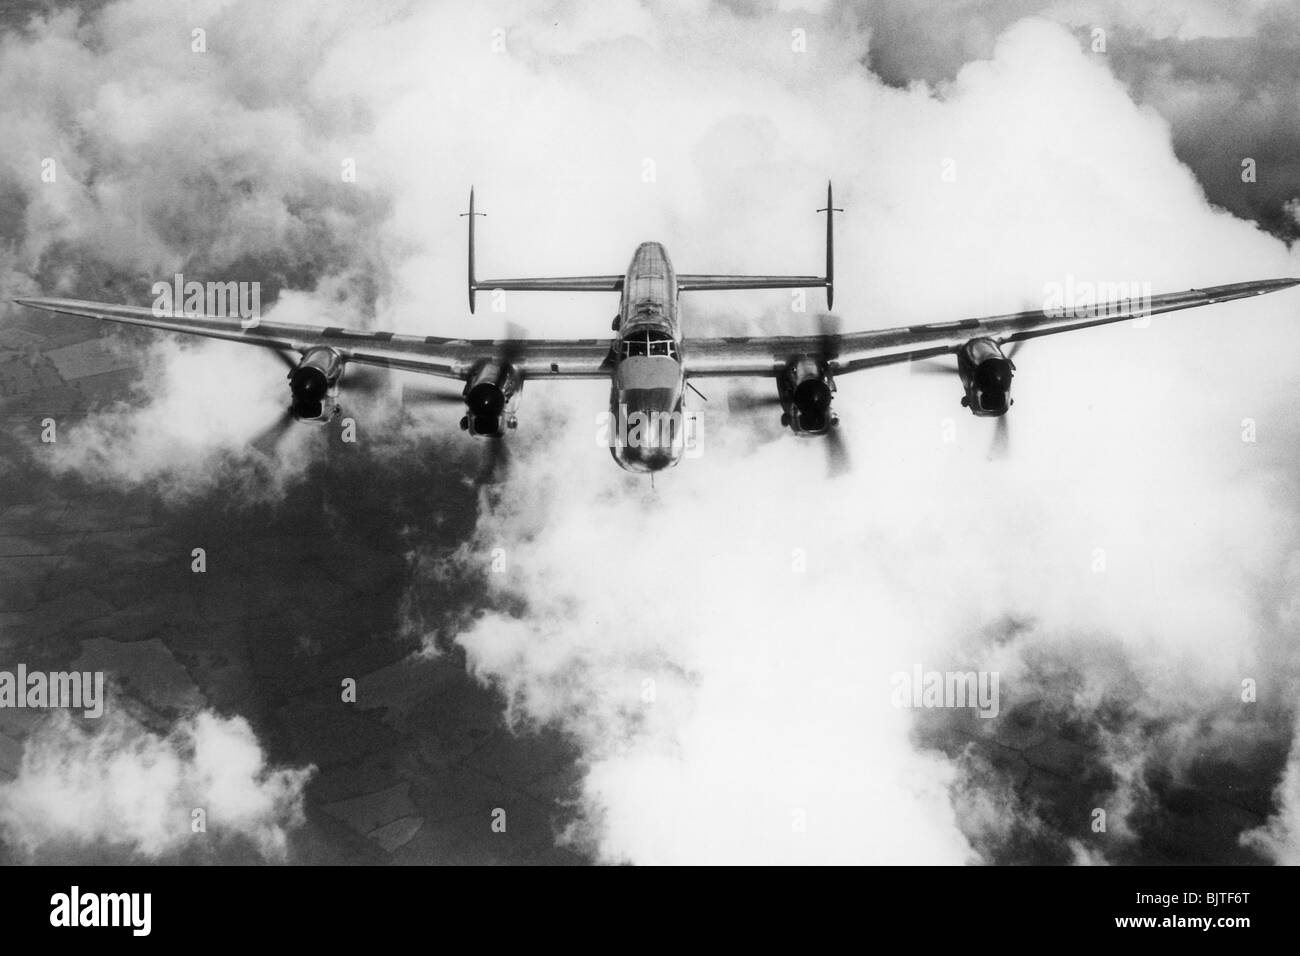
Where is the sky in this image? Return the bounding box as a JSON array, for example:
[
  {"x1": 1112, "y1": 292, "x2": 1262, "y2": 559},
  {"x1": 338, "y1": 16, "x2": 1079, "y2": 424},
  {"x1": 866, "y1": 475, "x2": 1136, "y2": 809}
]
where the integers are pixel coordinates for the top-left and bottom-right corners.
[{"x1": 1, "y1": 0, "x2": 1299, "y2": 865}]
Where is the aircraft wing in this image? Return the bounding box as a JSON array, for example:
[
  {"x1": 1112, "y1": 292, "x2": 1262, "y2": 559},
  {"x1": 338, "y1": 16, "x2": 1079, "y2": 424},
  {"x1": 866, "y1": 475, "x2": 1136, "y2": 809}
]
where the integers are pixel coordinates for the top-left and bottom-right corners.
[
  {"x1": 681, "y1": 278, "x2": 1300, "y2": 378},
  {"x1": 473, "y1": 276, "x2": 624, "y2": 293},
  {"x1": 10, "y1": 297, "x2": 616, "y2": 380},
  {"x1": 677, "y1": 275, "x2": 827, "y2": 292},
  {"x1": 15, "y1": 277, "x2": 1298, "y2": 385}
]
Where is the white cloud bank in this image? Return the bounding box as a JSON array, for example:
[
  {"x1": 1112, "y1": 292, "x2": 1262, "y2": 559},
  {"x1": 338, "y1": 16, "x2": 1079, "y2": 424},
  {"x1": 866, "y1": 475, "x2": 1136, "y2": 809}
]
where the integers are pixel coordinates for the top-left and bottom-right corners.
[{"x1": 0, "y1": 708, "x2": 315, "y2": 860}]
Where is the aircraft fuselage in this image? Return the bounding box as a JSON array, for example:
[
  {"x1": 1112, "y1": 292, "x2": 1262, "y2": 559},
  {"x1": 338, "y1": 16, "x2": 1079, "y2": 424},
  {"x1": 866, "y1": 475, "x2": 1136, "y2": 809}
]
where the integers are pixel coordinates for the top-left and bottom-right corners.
[{"x1": 609, "y1": 242, "x2": 690, "y2": 472}]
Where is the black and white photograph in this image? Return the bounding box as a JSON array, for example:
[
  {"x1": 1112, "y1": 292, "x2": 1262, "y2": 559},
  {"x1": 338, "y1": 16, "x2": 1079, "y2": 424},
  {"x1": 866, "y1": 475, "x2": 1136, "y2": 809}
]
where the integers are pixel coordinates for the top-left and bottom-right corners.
[{"x1": 0, "y1": 0, "x2": 1296, "y2": 923}]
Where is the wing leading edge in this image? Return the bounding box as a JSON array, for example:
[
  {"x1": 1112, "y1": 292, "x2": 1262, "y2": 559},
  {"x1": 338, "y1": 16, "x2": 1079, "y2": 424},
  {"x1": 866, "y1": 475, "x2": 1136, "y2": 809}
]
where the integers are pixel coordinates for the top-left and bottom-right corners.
[
  {"x1": 681, "y1": 278, "x2": 1300, "y2": 378},
  {"x1": 10, "y1": 298, "x2": 616, "y2": 380}
]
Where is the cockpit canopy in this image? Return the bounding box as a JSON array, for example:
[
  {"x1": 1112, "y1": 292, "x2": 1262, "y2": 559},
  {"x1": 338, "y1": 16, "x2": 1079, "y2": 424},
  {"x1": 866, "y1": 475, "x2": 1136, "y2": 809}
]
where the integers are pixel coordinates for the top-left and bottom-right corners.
[
  {"x1": 620, "y1": 328, "x2": 679, "y2": 360},
  {"x1": 628, "y1": 273, "x2": 667, "y2": 307}
]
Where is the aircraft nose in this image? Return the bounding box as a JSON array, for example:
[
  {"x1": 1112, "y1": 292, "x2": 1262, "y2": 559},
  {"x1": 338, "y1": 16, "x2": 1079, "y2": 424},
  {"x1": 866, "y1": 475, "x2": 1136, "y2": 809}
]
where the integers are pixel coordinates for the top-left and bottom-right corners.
[
  {"x1": 608, "y1": 386, "x2": 686, "y2": 472},
  {"x1": 612, "y1": 443, "x2": 678, "y2": 473}
]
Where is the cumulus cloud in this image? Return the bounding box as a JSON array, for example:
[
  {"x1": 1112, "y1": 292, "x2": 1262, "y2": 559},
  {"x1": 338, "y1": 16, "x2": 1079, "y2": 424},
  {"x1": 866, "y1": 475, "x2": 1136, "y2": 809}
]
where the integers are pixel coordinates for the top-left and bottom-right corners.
[
  {"x1": 40, "y1": 333, "x2": 320, "y2": 501},
  {"x1": 433, "y1": 13, "x2": 1300, "y2": 864},
  {"x1": 1242, "y1": 730, "x2": 1300, "y2": 864},
  {"x1": 1, "y1": 0, "x2": 402, "y2": 501},
  {"x1": 0, "y1": 707, "x2": 315, "y2": 860},
  {"x1": 855, "y1": 0, "x2": 1300, "y2": 241}
]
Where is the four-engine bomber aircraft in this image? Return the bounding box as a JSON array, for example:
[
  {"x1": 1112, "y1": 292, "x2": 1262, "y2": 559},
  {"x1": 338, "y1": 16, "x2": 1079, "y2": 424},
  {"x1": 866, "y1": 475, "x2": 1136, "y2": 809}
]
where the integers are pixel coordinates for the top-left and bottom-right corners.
[{"x1": 13, "y1": 184, "x2": 1300, "y2": 473}]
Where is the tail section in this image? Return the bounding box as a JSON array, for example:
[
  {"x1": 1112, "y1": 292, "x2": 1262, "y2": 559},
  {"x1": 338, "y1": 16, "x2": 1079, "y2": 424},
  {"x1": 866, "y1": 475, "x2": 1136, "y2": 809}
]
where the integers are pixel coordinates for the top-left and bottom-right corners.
[
  {"x1": 817, "y1": 181, "x2": 842, "y2": 310},
  {"x1": 462, "y1": 182, "x2": 839, "y2": 312},
  {"x1": 461, "y1": 187, "x2": 485, "y2": 314}
]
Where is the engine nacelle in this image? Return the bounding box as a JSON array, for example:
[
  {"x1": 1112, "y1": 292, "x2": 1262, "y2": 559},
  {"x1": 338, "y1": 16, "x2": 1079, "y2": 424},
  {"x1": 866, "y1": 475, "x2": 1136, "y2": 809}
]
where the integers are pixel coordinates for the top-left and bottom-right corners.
[
  {"x1": 459, "y1": 360, "x2": 521, "y2": 437},
  {"x1": 957, "y1": 338, "x2": 1014, "y2": 417},
  {"x1": 289, "y1": 347, "x2": 343, "y2": 423},
  {"x1": 780, "y1": 357, "x2": 837, "y2": 435}
]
